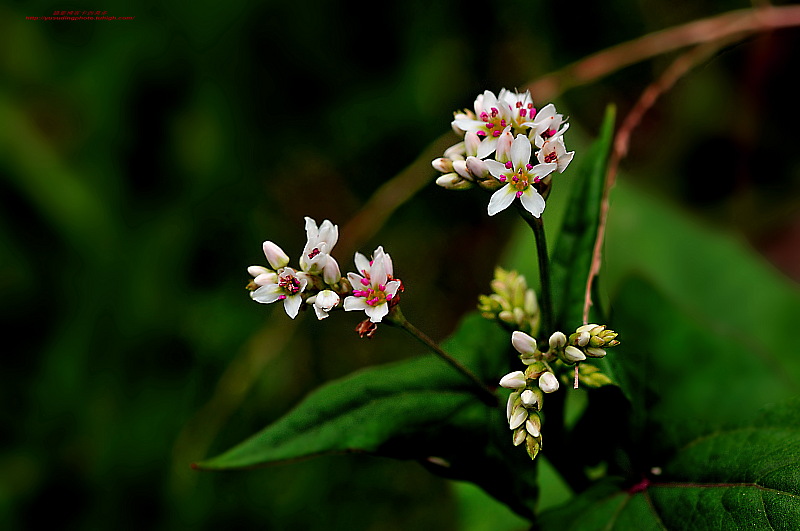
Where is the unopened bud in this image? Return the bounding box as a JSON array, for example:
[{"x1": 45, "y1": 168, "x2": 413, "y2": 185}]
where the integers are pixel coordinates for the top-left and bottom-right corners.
[
  {"x1": 435, "y1": 173, "x2": 473, "y2": 190},
  {"x1": 443, "y1": 142, "x2": 466, "y2": 160},
  {"x1": 452, "y1": 160, "x2": 473, "y2": 181},
  {"x1": 513, "y1": 427, "x2": 527, "y2": 446},
  {"x1": 465, "y1": 156, "x2": 490, "y2": 180},
  {"x1": 509, "y1": 406, "x2": 528, "y2": 430},
  {"x1": 549, "y1": 331, "x2": 566, "y2": 350},
  {"x1": 576, "y1": 323, "x2": 599, "y2": 334},
  {"x1": 526, "y1": 413, "x2": 542, "y2": 437},
  {"x1": 539, "y1": 372, "x2": 560, "y2": 393},
  {"x1": 589, "y1": 335, "x2": 606, "y2": 348},
  {"x1": 571, "y1": 331, "x2": 590, "y2": 346},
  {"x1": 495, "y1": 127, "x2": 514, "y2": 162},
  {"x1": 585, "y1": 347, "x2": 607, "y2": 358},
  {"x1": 431, "y1": 157, "x2": 454, "y2": 173},
  {"x1": 464, "y1": 132, "x2": 481, "y2": 157},
  {"x1": 262, "y1": 241, "x2": 290, "y2": 270},
  {"x1": 512, "y1": 331, "x2": 537, "y2": 357},
  {"x1": 499, "y1": 371, "x2": 526, "y2": 390},
  {"x1": 564, "y1": 346, "x2": 587, "y2": 363},
  {"x1": 520, "y1": 388, "x2": 543, "y2": 409},
  {"x1": 525, "y1": 435, "x2": 541, "y2": 460}
]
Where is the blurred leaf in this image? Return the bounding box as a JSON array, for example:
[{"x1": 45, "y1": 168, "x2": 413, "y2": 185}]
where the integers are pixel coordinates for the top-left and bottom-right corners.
[
  {"x1": 536, "y1": 397, "x2": 800, "y2": 530},
  {"x1": 196, "y1": 313, "x2": 540, "y2": 518},
  {"x1": 550, "y1": 105, "x2": 615, "y2": 330}
]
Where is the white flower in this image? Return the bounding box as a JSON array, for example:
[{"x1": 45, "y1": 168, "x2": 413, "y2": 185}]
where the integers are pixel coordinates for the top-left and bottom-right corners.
[
  {"x1": 311, "y1": 290, "x2": 340, "y2": 320},
  {"x1": 537, "y1": 137, "x2": 574, "y2": 173},
  {"x1": 343, "y1": 246, "x2": 401, "y2": 323},
  {"x1": 451, "y1": 90, "x2": 513, "y2": 159},
  {"x1": 484, "y1": 135, "x2": 557, "y2": 217},
  {"x1": 499, "y1": 88, "x2": 537, "y2": 129},
  {"x1": 525, "y1": 103, "x2": 569, "y2": 148},
  {"x1": 299, "y1": 217, "x2": 341, "y2": 285},
  {"x1": 251, "y1": 267, "x2": 308, "y2": 319}
]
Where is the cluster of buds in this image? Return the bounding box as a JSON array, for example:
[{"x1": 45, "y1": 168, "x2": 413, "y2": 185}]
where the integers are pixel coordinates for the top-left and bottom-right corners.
[
  {"x1": 247, "y1": 217, "x2": 403, "y2": 327},
  {"x1": 432, "y1": 89, "x2": 574, "y2": 218},
  {"x1": 500, "y1": 325, "x2": 619, "y2": 460},
  {"x1": 478, "y1": 267, "x2": 540, "y2": 336},
  {"x1": 547, "y1": 324, "x2": 620, "y2": 364}
]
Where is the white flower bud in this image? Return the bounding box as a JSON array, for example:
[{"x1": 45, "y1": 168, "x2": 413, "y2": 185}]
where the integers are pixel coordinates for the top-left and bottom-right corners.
[
  {"x1": 465, "y1": 156, "x2": 490, "y2": 180},
  {"x1": 506, "y1": 391, "x2": 520, "y2": 421},
  {"x1": 575, "y1": 331, "x2": 590, "y2": 346},
  {"x1": 564, "y1": 346, "x2": 587, "y2": 362},
  {"x1": 435, "y1": 173, "x2": 472, "y2": 190},
  {"x1": 585, "y1": 347, "x2": 607, "y2": 358},
  {"x1": 576, "y1": 323, "x2": 599, "y2": 334},
  {"x1": 520, "y1": 389, "x2": 539, "y2": 408},
  {"x1": 464, "y1": 131, "x2": 481, "y2": 157},
  {"x1": 509, "y1": 406, "x2": 527, "y2": 430},
  {"x1": 539, "y1": 372, "x2": 559, "y2": 393},
  {"x1": 549, "y1": 331, "x2": 567, "y2": 350},
  {"x1": 262, "y1": 241, "x2": 290, "y2": 270},
  {"x1": 526, "y1": 414, "x2": 541, "y2": 437},
  {"x1": 495, "y1": 127, "x2": 514, "y2": 162},
  {"x1": 431, "y1": 157, "x2": 454, "y2": 173},
  {"x1": 513, "y1": 427, "x2": 527, "y2": 446},
  {"x1": 499, "y1": 371, "x2": 526, "y2": 390},
  {"x1": 511, "y1": 331, "x2": 537, "y2": 357},
  {"x1": 452, "y1": 160, "x2": 473, "y2": 180},
  {"x1": 443, "y1": 142, "x2": 466, "y2": 160}
]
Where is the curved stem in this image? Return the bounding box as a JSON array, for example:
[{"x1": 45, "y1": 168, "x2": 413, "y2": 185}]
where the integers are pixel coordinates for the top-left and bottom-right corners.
[
  {"x1": 516, "y1": 204, "x2": 553, "y2": 343},
  {"x1": 387, "y1": 309, "x2": 497, "y2": 407}
]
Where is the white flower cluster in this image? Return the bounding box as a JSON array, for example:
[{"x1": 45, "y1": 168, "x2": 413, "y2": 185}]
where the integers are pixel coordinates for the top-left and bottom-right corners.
[
  {"x1": 432, "y1": 89, "x2": 574, "y2": 218},
  {"x1": 248, "y1": 217, "x2": 402, "y2": 324}
]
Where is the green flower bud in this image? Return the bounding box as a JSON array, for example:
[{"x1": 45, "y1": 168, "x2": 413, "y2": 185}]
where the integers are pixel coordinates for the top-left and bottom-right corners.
[
  {"x1": 585, "y1": 347, "x2": 607, "y2": 358},
  {"x1": 513, "y1": 426, "x2": 527, "y2": 446},
  {"x1": 525, "y1": 435, "x2": 541, "y2": 460}
]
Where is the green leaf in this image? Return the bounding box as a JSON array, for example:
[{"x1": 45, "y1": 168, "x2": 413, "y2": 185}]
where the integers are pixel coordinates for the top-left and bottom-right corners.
[
  {"x1": 536, "y1": 397, "x2": 800, "y2": 530},
  {"x1": 550, "y1": 105, "x2": 616, "y2": 331},
  {"x1": 195, "y1": 313, "x2": 540, "y2": 518}
]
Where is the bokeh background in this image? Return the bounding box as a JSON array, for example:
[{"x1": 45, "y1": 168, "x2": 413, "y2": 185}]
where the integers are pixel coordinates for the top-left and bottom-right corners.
[{"x1": 2, "y1": 0, "x2": 799, "y2": 529}]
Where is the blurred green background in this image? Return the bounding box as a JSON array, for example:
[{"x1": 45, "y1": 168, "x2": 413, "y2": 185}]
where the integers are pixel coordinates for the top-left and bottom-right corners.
[{"x1": 2, "y1": 0, "x2": 799, "y2": 529}]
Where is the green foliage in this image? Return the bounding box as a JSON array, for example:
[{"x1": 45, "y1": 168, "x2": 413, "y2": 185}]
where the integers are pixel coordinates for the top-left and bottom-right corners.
[{"x1": 197, "y1": 313, "x2": 541, "y2": 518}]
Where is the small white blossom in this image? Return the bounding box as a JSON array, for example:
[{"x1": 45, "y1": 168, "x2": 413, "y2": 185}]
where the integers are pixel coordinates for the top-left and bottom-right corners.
[
  {"x1": 549, "y1": 331, "x2": 567, "y2": 349},
  {"x1": 247, "y1": 265, "x2": 277, "y2": 287},
  {"x1": 520, "y1": 389, "x2": 539, "y2": 408},
  {"x1": 451, "y1": 90, "x2": 514, "y2": 159},
  {"x1": 539, "y1": 372, "x2": 560, "y2": 393},
  {"x1": 344, "y1": 246, "x2": 401, "y2": 323},
  {"x1": 311, "y1": 290, "x2": 340, "y2": 320},
  {"x1": 484, "y1": 135, "x2": 557, "y2": 217},
  {"x1": 299, "y1": 217, "x2": 341, "y2": 285},
  {"x1": 251, "y1": 267, "x2": 308, "y2": 319},
  {"x1": 524, "y1": 103, "x2": 570, "y2": 148},
  {"x1": 537, "y1": 137, "x2": 575, "y2": 173}
]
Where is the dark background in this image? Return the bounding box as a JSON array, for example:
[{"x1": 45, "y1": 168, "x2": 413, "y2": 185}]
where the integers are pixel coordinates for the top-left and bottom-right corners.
[{"x1": 2, "y1": 0, "x2": 799, "y2": 529}]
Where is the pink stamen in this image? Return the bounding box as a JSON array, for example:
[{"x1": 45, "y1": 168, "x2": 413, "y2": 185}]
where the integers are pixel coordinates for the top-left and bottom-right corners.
[
  {"x1": 500, "y1": 119, "x2": 507, "y2": 127},
  {"x1": 526, "y1": 163, "x2": 533, "y2": 170},
  {"x1": 480, "y1": 112, "x2": 489, "y2": 121},
  {"x1": 486, "y1": 123, "x2": 494, "y2": 129},
  {"x1": 386, "y1": 294, "x2": 392, "y2": 300},
  {"x1": 360, "y1": 278, "x2": 370, "y2": 286},
  {"x1": 278, "y1": 295, "x2": 287, "y2": 300},
  {"x1": 515, "y1": 101, "x2": 522, "y2": 108},
  {"x1": 379, "y1": 284, "x2": 386, "y2": 291},
  {"x1": 504, "y1": 161, "x2": 513, "y2": 169},
  {"x1": 512, "y1": 176, "x2": 519, "y2": 182},
  {"x1": 519, "y1": 109, "x2": 527, "y2": 117},
  {"x1": 492, "y1": 130, "x2": 501, "y2": 137},
  {"x1": 477, "y1": 131, "x2": 487, "y2": 137},
  {"x1": 308, "y1": 248, "x2": 321, "y2": 259},
  {"x1": 490, "y1": 107, "x2": 498, "y2": 117},
  {"x1": 516, "y1": 191, "x2": 523, "y2": 198},
  {"x1": 545, "y1": 153, "x2": 557, "y2": 163},
  {"x1": 499, "y1": 176, "x2": 507, "y2": 182}
]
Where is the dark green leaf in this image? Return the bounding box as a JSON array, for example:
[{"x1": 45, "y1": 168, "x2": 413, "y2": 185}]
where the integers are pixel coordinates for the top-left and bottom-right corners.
[
  {"x1": 536, "y1": 397, "x2": 800, "y2": 530},
  {"x1": 196, "y1": 313, "x2": 540, "y2": 518}
]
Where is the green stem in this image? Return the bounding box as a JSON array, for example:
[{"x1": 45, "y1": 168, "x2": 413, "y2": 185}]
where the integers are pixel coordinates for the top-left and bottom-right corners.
[
  {"x1": 516, "y1": 204, "x2": 554, "y2": 343},
  {"x1": 387, "y1": 308, "x2": 498, "y2": 407}
]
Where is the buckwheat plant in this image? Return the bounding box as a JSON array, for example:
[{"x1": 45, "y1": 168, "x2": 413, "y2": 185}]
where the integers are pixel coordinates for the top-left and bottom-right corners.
[{"x1": 199, "y1": 88, "x2": 625, "y2": 522}]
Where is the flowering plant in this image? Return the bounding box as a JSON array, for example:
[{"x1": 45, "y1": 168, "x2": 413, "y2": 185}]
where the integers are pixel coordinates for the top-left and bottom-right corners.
[{"x1": 194, "y1": 86, "x2": 800, "y2": 528}]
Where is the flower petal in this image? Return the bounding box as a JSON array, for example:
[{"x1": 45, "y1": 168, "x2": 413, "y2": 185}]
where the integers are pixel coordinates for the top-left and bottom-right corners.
[
  {"x1": 519, "y1": 188, "x2": 546, "y2": 218},
  {"x1": 343, "y1": 296, "x2": 369, "y2": 311},
  {"x1": 365, "y1": 302, "x2": 389, "y2": 323},
  {"x1": 484, "y1": 159, "x2": 507, "y2": 179},
  {"x1": 487, "y1": 184, "x2": 516, "y2": 216},
  {"x1": 354, "y1": 252, "x2": 370, "y2": 276},
  {"x1": 476, "y1": 137, "x2": 498, "y2": 159},
  {"x1": 511, "y1": 331, "x2": 537, "y2": 356},
  {"x1": 283, "y1": 294, "x2": 303, "y2": 319},
  {"x1": 510, "y1": 134, "x2": 532, "y2": 169},
  {"x1": 251, "y1": 284, "x2": 283, "y2": 304}
]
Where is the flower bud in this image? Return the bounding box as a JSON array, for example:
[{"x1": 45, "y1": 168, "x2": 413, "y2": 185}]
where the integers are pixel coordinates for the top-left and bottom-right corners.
[
  {"x1": 312, "y1": 290, "x2": 340, "y2": 320},
  {"x1": 525, "y1": 435, "x2": 541, "y2": 460},
  {"x1": 511, "y1": 331, "x2": 537, "y2": 357},
  {"x1": 509, "y1": 406, "x2": 527, "y2": 430},
  {"x1": 513, "y1": 426, "x2": 527, "y2": 446},
  {"x1": 576, "y1": 323, "x2": 599, "y2": 334},
  {"x1": 262, "y1": 241, "x2": 290, "y2": 269},
  {"x1": 506, "y1": 391, "x2": 520, "y2": 421},
  {"x1": 539, "y1": 372, "x2": 560, "y2": 393},
  {"x1": 549, "y1": 331, "x2": 567, "y2": 349},
  {"x1": 431, "y1": 157, "x2": 454, "y2": 173},
  {"x1": 452, "y1": 160, "x2": 473, "y2": 180},
  {"x1": 571, "y1": 331, "x2": 590, "y2": 346},
  {"x1": 464, "y1": 132, "x2": 481, "y2": 157},
  {"x1": 495, "y1": 127, "x2": 514, "y2": 162},
  {"x1": 589, "y1": 335, "x2": 606, "y2": 348},
  {"x1": 435, "y1": 173, "x2": 473, "y2": 190},
  {"x1": 465, "y1": 156, "x2": 490, "y2": 181},
  {"x1": 585, "y1": 347, "x2": 607, "y2": 358},
  {"x1": 499, "y1": 371, "x2": 526, "y2": 389},
  {"x1": 525, "y1": 413, "x2": 541, "y2": 437},
  {"x1": 564, "y1": 345, "x2": 587, "y2": 363},
  {"x1": 443, "y1": 142, "x2": 466, "y2": 160},
  {"x1": 520, "y1": 388, "x2": 543, "y2": 409}
]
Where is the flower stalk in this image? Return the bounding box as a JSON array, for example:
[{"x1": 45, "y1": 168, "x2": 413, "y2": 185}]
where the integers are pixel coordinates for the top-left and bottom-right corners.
[
  {"x1": 516, "y1": 203, "x2": 553, "y2": 344},
  {"x1": 386, "y1": 308, "x2": 497, "y2": 407}
]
